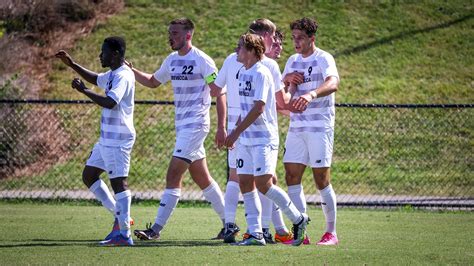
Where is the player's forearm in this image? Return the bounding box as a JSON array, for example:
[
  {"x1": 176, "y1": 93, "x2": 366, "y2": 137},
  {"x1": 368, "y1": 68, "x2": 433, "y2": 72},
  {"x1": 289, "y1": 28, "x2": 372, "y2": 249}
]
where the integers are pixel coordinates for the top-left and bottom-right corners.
[
  {"x1": 312, "y1": 76, "x2": 339, "y2": 98},
  {"x1": 70, "y1": 63, "x2": 98, "y2": 85},
  {"x1": 131, "y1": 68, "x2": 160, "y2": 88},
  {"x1": 233, "y1": 103, "x2": 264, "y2": 136},
  {"x1": 215, "y1": 94, "x2": 227, "y2": 130},
  {"x1": 81, "y1": 89, "x2": 116, "y2": 109}
]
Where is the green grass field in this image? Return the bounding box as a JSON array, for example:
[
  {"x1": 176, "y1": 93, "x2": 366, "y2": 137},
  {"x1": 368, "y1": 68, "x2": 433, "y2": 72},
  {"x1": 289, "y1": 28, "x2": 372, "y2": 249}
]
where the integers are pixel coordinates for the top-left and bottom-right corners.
[
  {"x1": 46, "y1": 0, "x2": 473, "y2": 104},
  {"x1": 0, "y1": 202, "x2": 472, "y2": 265}
]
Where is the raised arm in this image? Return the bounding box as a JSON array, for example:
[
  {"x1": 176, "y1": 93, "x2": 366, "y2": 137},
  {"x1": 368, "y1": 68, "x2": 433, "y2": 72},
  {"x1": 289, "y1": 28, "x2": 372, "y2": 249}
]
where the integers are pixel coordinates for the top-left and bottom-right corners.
[
  {"x1": 71, "y1": 78, "x2": 116, "y2": 109},
  {"x1": 125, "y1": 60, "x2": 161, "y2": 88},
  {"x1": 55, "y1": 50, "x2": 98, "y2": 85}
]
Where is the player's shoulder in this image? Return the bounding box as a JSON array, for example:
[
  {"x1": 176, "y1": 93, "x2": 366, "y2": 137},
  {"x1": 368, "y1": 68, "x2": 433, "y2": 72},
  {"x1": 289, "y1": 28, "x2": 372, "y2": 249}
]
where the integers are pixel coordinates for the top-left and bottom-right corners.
[
  {"x1": 255, "y1": 62, "x2": 272, "y2": 78},
  {"x1": 223, "y1": 52, "x2": 237, "y2": 64},
  {"x1": 191, "y1": 46, "x2": 215, "y2": 62},
  {"x1": 115, "y1": 65, "x2": 134, "y2": 79},
  {"x1": 261, "y1": 56, "x2": 279, "y2": 68}
]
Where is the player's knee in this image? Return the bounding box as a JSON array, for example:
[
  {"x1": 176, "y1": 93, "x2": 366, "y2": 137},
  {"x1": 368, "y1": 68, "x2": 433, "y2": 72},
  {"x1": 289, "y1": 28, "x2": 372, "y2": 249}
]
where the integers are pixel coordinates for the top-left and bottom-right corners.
[{"x1": 285, "y1": 172, "x2": 301, "y2": 186}]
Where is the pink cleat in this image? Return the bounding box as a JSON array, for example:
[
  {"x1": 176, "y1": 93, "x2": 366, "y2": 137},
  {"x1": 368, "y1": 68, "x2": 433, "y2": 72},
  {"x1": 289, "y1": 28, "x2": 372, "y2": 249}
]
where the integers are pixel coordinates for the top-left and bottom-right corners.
[
  {"x1": 281, "y1": 235, "x2": 311, "y2": 245},
  {"x1": 316, "y1": 232, "x2": 339, "y2": 246}
]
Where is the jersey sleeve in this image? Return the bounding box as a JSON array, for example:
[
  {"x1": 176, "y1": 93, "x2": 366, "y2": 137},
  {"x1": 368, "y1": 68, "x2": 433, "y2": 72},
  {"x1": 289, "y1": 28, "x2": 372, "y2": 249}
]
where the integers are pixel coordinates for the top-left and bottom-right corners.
[
  {"x1": 106, "y1": 73, "x2": 129, "y2": 104},
  {"x1": 96, "y1": 71, "x2": 110, "y2": 91},
  {"x1": 200, "y1": 54, "x2": 218, "y2": 84},
  {"x1": 153, "y1": 55, "x2": 171, "y2": 84},
  {"x1": 320, "y1": 53, "x2": 339, "y2": 80},
  {"x1": 214, "y1": 57, "x2": 229, "y2": 88},
  {"x1": 270, "y1": 62, "x2": 283, "y2": 92}
]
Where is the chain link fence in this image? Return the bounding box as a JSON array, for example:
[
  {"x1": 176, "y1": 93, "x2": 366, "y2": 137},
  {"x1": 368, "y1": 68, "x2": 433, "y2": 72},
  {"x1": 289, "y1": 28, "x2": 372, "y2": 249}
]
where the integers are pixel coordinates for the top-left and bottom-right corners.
[{"x1": 1, "y1": 100, "x2": 473, "y2": 209}]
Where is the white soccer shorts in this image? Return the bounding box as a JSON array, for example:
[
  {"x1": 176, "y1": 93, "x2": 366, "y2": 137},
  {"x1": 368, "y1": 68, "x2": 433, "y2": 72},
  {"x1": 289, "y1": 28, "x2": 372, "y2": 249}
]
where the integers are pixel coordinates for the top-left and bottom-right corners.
[
  {"x1": 86, "y1": 142, "x2": 133, "y2": 179},
  {"x1": 173, "y1": 128, "x2": 209, "y2": 163},
  {"x1": 236, "y1": 144, "x2": 278, "y2": 176},
  {"x1": 283, "y1": 130, "x2": 334, "y2": 168}
]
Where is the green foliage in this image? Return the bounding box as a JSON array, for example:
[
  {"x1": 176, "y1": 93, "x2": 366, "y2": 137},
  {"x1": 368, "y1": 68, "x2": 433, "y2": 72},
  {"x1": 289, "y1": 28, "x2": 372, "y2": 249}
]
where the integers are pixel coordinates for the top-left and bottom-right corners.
[{"x1": 0, "y1": 203, "x2": 472, "y2": 264}]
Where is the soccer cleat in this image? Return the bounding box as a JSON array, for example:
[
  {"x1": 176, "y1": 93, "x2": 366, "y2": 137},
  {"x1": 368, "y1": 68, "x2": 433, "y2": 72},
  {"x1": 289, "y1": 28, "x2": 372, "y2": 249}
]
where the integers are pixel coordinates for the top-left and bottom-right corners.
[
  {"x1": 231, "y1": 234, "x2": 266, "y2": 246},
  {"x1": 212, "y1": 227, "x2": 226, "y2": 240},
  {"x1": 133, "y1": 223, "x2": 160, "y2": 241},
  {"x1": 223, "y1": 223, "x2": 240, "y2": 243},
  {"x1": 274, "y1": 231, "x2": 294, "y2": 244},
  {"x1": 99, "y1": 234, "x2": 134, "y2": 246},
  {"x1": 242, "y1": 231, "x2": 250, "y2": 240},
  {"x1": 281, "y1": 234, "x2": 311, "y2": 245},
  {"x1": 317, "y1": 232, "x2": 339, "y2": 246},
  {"x1": 263, "y1": 231, "x2": 276, "y2": 244},
  {"x1": 292, "y1": 213, "x2": 310, "y2": 246},
  {"x1": 104, "y1": 217, "x2": 135, "y2": 241}
]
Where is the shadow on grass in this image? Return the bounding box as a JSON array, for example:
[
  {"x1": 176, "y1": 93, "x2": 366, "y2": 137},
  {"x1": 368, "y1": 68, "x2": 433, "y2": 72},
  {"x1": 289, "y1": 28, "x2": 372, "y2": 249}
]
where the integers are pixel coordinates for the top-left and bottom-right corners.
[
  {"x1": 0, "y1": 238, "x2": 227, "y2": 248},
  {"x1": 334, "y1": 13, "x2": 474, "y2": 58}
]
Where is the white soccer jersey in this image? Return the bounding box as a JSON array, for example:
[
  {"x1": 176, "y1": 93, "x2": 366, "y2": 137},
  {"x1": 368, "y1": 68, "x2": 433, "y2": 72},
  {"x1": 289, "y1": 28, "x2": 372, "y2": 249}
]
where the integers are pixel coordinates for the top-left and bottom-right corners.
[
  {"x1": 238, "y1": 62, "x2": 278, "y2": 147},
  {"x1": 96, "y1": 65, "x2": 136, "y2": 147},
  {"x1": 154, "y1": 47, "x2": 217, "y2": 133},
  {"x1": 282, "y1": 48, "x2": 339, "y2": 132},
  {"x1": 214, "y1": 52, "x2": 243, "y2": 131},
  {"x1": 261, "y1": 56, "x2": 284, "y2": 93}
]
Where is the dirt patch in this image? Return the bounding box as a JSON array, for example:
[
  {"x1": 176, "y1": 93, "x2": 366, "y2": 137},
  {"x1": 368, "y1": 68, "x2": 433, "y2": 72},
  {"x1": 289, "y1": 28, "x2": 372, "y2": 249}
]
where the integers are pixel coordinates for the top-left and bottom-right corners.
[
  {"x1": 0, "y1": 0, "x2": 124, "y2": 98},
  {"x1": 0, "y1": 0, "x2": 123, "y2": 179}
]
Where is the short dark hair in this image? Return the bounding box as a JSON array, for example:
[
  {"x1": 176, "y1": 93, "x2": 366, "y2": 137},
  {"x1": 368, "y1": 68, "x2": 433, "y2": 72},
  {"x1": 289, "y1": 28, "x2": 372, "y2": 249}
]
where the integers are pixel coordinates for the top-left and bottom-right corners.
[
  {"x1": 103, "y1": 36, "x2": 126, "y2": 57},
  {"x1": 275, "y1": 29, "x2": 284, "y2": 42},
  {"x1": 290, "y1": 17, "x2": 318, "y2": 37},
  {"x1": 170, "y1": 18, "x2": 195, "y2": 31}
]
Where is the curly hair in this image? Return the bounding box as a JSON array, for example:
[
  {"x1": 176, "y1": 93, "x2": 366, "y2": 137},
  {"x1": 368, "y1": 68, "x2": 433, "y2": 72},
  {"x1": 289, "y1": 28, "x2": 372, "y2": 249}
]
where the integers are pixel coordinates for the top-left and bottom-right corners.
[
  {"x1": 290, "y1": 17, "x2": 318, "y2": 37},
  {"x1": 240, "y1": 33, "x2": 266, "y2": 60}
]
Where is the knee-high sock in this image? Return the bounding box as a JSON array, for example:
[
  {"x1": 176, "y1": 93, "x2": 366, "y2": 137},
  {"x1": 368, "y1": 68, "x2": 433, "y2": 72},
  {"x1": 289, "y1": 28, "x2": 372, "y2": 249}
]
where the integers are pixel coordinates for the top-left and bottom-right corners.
[
  {"x1": 271, "y1": 202, "x2": 288, "y2": 232},
  {"x1": 258, "y1": 191, "x2": 272, "y2": 229},
  {"x1": 320, "y1": 184, "x2": 337, "y2": 234},
  {"x1": 203, "y1": 180, "x2": 225, "y2": 224},
  {"x1": 265, "y1": 185, "x2": 302, "y2": 224},
  {"x1": 224, "y1": 181, "x2": 240, "y2": 224},
  {"x1": 89, "y1": 179, "x2": 116, "y2": 216},
  {"x1": 154, "y1": 188, "x2": 181, "y2": 233},
  {"x1": 115, "y1": 190, "x2": 131, "y2": 237},
  {"x1": 288, "y1": 184, "x2": 306, "y2": 213},
  {"x1": 243, "y1": 190, "x2": 262, "y2": 235}
]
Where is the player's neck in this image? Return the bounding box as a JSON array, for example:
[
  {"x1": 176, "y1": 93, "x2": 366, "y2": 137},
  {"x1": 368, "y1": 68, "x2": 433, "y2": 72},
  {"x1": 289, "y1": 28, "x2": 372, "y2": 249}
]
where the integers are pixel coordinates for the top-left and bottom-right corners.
[
  {"x1": 301, "y1": 44, "x2": 316, "y2": 58},
  {"x1": 244, "y1": 57, "x2": 259, "y2": 70},
  {"x1": 110, "y1": 60, "x2": 124, "y2": 71},
  {"x1": 178, "y1": 42, "x2": 193, "y2": 56}
]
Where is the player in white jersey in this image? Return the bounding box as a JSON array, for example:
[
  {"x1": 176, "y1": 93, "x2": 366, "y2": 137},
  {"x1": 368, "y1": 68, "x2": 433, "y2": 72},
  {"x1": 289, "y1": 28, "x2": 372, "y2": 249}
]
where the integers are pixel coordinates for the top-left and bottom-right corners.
[
  {"x1": 55, "y1": 36, "x2": 135, "y2": 246},
  {"x1": 127, "y1": 18, "x2": 226, "y2": 241},
  {"x1": 282, "y1": 17, "x2": 340, "y2": 246},
  {"x1": 224, "y1": 33, "x2": 309, "y2": 246},
  {"x1": 247, "y1": 19, "x2": 293, "y2": 244},
  {"x1": 268, "y1": 29, "x2": 284, "y2": 60}
]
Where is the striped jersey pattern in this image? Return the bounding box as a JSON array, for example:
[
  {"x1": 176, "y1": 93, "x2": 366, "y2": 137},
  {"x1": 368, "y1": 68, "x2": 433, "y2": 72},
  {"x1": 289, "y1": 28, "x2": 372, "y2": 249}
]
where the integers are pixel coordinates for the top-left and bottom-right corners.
[{"x1": 282, "y1": 48, "x2": 339, "y2": 133}]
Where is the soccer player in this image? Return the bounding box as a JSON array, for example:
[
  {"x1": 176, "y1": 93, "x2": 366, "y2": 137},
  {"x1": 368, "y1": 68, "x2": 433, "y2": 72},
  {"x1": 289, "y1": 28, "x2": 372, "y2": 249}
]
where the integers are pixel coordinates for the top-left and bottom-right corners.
[
  {"x1": 282, "y1": 17, "x2": 340, "y2": 246},
  {"x1": 55, "y1": 36, "x2": 135, "y2": 246},
  {"x1": 128, "y1": 18, "x2": 226, "y2": 241},
  {"x1": 268, "y1": 29, "x2": 284, "y2": 60},
  {"x1": 247, "y1": 19, "x2": 293, "y2": 244},
  {"x1": 224, "y1": 33, "x2": 309, "y2": 246}
]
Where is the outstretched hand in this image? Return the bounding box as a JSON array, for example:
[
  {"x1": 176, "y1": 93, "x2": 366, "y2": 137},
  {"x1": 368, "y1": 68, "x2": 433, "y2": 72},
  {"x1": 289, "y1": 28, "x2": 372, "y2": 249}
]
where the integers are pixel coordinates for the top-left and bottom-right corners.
[
  {"x1": 55, "y1": 50, "x2": 74, "y2": 67},
  {"x1": 283, "y1": 72, "x2": 305, "y2": 86},
  {"x1": 71, "y1": 78, "x2": 87, "y2": 93},
  {"x1": 124, "y1": 60, "x2": 133, "y2": 69}
]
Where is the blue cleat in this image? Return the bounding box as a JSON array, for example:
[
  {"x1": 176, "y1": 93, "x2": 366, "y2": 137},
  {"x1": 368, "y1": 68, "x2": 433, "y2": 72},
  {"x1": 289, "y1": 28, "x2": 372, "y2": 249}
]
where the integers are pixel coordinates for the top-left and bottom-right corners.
[{"x1": 100, "y1": 234, "x2": 134, "y2": 246}]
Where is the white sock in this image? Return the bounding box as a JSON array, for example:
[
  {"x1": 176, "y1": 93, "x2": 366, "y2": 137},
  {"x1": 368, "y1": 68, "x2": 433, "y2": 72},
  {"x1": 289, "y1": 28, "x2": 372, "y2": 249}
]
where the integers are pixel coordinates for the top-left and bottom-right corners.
[
  {"x1": 224, "y1": 181, "x2": 240, "y2": 224},
  {"x1": 115, "y1": 190, "x2": 131, "y2": 238},
  {"x1": 243, "y1": 190, "x2": 262, "y2": 235},
  {"x1": 89, "y1": 179, "x2": 116, "y2": 216},
  {"x1": 202, "y1": 180, "x2": 226, "y2": 224},
  {"x1": 288, "y1": 184, "x2": 306, "y2": 213},
  {"x1": 320, "y1": 184, "x2": 337, "y2": 234},
  {"x1": 258, "y1": 191, "x2": 272, "y2": 230},
  {"x1": 271, "y1": 203, "x2": 288, "y2": 232},
  {"x1": 265, "y1": 185, "x2": 302, "y2": 224},
  {"x1": 154, "y1": 188, "x2": 181, "y2": 231}
]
